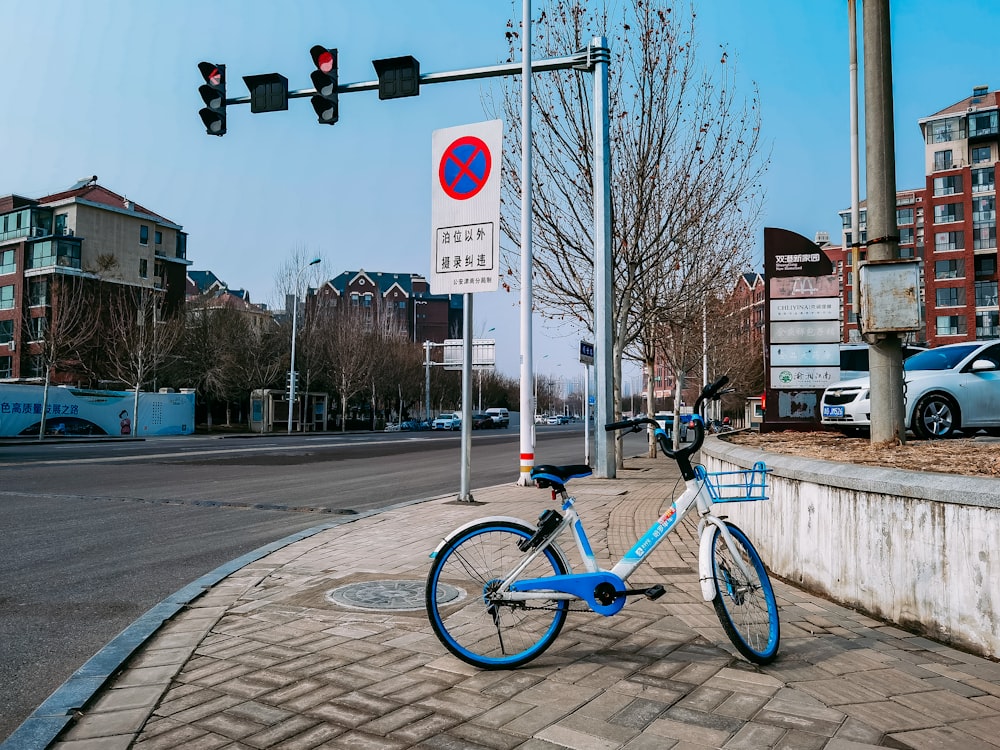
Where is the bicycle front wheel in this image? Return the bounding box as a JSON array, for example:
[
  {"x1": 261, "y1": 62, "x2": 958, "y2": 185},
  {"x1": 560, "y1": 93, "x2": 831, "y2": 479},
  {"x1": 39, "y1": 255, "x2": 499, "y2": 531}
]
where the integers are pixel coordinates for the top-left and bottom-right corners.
[
  {"x1": 710, "y1": 521, "x2": 780, "y2": 664},
  {"x1": 426, "y1": 520, "x2": 569, "y2": 669}
]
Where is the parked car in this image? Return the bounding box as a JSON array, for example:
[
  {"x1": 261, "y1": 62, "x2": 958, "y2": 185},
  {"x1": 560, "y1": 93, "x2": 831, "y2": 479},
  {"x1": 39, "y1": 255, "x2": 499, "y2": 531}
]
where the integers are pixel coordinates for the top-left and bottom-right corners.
[
  {"x1": 383, "y1": 422, "x2": 400, "y2": 432},
  {"x1": 534, "y1": 413, "x2": 548, "y2": 425},
  {"x1": 837, "y1": 343, "x2": 927, "y2": 382},
  {"x1": 431, "y1": 412, "x2": 462, "y2": 430},
  {"x1": 471, "y1": 413, "x2": 495, "y2": 429},
  {"x1": 485, "y1": 407, "x2": 510, "y2": 428},
  {"x1": 546, "y1": 414, "x2": 562, "y2": 425},
  {"x1": 399, "y1": 419, "x2": 429, "y2": 431},
  {"x1": 821, "y1": 340, "x2": 1000, "y2": 438}
]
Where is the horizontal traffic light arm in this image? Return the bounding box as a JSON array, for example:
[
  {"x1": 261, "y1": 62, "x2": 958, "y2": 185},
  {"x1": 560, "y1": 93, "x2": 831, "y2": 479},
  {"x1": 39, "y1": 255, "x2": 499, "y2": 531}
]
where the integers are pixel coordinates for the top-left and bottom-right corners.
[{"x1": 222, "y1": 47, "x2": 601, "y2": 107}]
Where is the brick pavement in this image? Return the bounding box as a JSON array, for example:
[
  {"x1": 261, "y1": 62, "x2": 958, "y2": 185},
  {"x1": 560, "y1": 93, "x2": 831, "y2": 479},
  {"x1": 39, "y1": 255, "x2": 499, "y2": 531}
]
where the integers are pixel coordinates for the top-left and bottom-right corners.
[{"x1": 45, "y1": 457, "x2": 1000, "y2": 749}]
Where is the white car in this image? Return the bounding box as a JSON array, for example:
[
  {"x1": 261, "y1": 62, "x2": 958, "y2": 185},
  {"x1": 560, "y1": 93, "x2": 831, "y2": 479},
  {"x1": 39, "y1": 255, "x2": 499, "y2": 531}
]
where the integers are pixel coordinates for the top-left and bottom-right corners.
[
  {"x1": 821, "y1": 340, "x2": 1000, "y2": 439},
  {"x1": 431, "y1": 412, "x2": 462, "y2": 430}
]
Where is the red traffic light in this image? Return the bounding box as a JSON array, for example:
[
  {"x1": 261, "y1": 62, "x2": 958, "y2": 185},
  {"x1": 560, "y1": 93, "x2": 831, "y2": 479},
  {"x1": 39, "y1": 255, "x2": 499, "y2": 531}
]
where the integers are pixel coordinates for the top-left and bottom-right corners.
[
  {"x1": 309, "y1": 46, "x2": 338, "y2": 126},
  {"x1": 311, "y1": 46, "x2": 337, "y2": 74}
]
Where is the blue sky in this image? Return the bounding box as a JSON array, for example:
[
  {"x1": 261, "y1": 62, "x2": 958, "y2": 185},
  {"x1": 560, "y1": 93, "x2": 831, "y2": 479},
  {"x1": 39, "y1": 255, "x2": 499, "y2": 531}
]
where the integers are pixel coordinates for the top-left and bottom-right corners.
[{"x1": 4, "y1": 1, "x2": 999, "y2": 379}]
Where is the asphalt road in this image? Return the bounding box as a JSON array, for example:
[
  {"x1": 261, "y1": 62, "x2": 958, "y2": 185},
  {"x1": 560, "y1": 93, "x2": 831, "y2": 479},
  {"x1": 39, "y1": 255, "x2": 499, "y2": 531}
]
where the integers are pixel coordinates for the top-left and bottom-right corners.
[{"x1": 0, "y1": 425, "x2": 651, "y2": 741}]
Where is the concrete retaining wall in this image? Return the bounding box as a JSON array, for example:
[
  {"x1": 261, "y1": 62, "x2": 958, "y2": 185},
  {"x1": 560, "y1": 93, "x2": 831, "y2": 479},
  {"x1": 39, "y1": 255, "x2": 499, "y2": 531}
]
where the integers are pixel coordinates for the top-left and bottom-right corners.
[{"x1": 701, "y1": 436, "x2": 1000, "y2": 659}]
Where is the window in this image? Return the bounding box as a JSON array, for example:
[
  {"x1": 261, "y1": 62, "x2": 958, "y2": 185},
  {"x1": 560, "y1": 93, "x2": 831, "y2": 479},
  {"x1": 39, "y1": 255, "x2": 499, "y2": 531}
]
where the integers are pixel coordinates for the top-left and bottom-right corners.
[
  {"x1": 28, "y1": 315, "x2": 47, "y2": 341},
  {"x1": 969, "y1": 110, "x2": 998, "y2": 138},
  {"x1": 975, "y1": 280, "x2": 998, "y2": 307},
  {"x1": 27, "y1": 241, "x2": 81, "y2": 269},
  {"x1": 973, "y1": 146, "x2": 992, "y2": 164},
  {"x1": 933, "y1": 174, "x2": 963, "y2": 196},
  {"x1": 899, "y1": 227, "x2": 914, "y2": 245},
  {"x1": 350, "y1": 292, "x2": 359, "y2": 306},
  {"x1": 934, "y1": 150, "x2": 953, "y2": 171},
  {"x1": 935, "y1": 231, "x2": 964, "y2": 251},
  {"x1": 899, "y1": 246, "x2": 914, "y2": 259},
  {"x1": 362, "y1": 293, "x2": 373, "y2": 307},
  {"x1": 154, "y1": 230, "x2": 162, "y2": 245},
  {"x1": 927, "y1": 117, "x2": 964, "y2": 143},
  {"x1": 936, "y1": 287, "x2": 965, "y2": 307},
  {"x1": 934, "y1": 203, "x2": 963, "y2": 224},
  {"x1": 935, "y1": 259, "x2": 964, "y2": 279},
  {"x1": 973, "y1": 196, "x2": 996, "y2": 223},
  {"x1": 975, "y1": 256, "x2": 997, "y2": 278},
  {"x1": 28, "y1": 279, "x2": 48, "y2": 306},
  {"x1": 139, "y1": 258, "x2": 148, "y2": 278},
  {"x1": 139, "y1": 225, "x2": 149, "y2": 245},
  {"x1": 972, "y1": 167, "x2": 995, "y2": 193},
  {"x1": 28, "y1": 355, "x2": 45, "y2": 378},
  {"x1": 0, "y1": 356, "x2": 11, "y2": 379},
  {"x1": 896, "y1": 207, "x2": 914, "y2": 225},
  {"x1": 0, "y1": 319, "x2": 12, "y2": 344},
  {"x1": 973, "y1": 223, "x2": 997, "y2": 251},
  {"x1": 977, "y1": 310, "x2": 999, "y2": 339},
  {"x1": 175, "y1": 233, "x2": 186, "y2": 260},
  {"x1": 0, "y1": 248, "x2": 14, "y2": 275},
  {"x1": 936, "y1": 315, "x2": 967, "y2": 335},
  {"x1": 54, "y1": 213, "x2": 67, "y2": 234},
  {"x1": 841, "y1": 213, "x2": 852, "y2": 228},
  {"x1": 0, "y1": 285, "x2": 12, "y2": 310}
]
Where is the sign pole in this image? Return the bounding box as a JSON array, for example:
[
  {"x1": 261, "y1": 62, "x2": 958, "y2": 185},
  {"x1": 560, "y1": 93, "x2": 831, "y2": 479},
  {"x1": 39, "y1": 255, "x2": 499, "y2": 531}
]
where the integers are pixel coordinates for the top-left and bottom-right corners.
[{"x1": 459, "y1": 294, "x2": 475, "y2": 501}]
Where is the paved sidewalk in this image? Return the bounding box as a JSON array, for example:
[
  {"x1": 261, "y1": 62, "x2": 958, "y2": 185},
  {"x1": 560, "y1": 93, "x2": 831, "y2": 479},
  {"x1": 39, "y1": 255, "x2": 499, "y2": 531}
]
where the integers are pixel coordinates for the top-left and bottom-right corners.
[{"x1": 39, "y1": 457, "x2": 1000, "y2": 749}]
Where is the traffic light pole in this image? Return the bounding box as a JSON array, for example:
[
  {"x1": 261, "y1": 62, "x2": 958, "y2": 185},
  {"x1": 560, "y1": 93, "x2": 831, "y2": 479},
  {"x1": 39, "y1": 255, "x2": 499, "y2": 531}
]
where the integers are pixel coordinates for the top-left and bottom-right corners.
[{"x1": 210, "y1": 38, "x2": 615, "y2": 478}]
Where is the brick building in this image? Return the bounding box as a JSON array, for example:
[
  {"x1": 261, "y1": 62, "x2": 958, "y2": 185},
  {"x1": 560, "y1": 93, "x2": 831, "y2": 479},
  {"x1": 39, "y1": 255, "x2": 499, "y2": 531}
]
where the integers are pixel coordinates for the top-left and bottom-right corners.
[{"x1": 0, "y1": 178, "x2": 189, "y2": 382}]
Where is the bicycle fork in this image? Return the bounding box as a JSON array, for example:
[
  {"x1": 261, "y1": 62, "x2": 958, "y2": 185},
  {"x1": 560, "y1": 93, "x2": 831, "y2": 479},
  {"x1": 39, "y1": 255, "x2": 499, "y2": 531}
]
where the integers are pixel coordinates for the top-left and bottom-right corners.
[{"x1": 696, "y1": 516, "x2": 754, "y2": 602}]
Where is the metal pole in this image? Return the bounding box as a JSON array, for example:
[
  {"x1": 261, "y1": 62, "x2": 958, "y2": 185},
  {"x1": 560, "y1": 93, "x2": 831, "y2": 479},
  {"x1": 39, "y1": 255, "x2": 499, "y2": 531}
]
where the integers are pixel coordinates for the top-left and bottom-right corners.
[
  {"x1": 517, "y1": 0, "x2": 536, "y2": 486},
  {"x1": 862, "y1": 0, "x2": 906, "y2": 443},
  {"x1": 287, "y1": 291, "x2": 298, "y2": 435},
  {"x1": 592, "y1": 35, "x2": 614, "y2": 479},
  {"x1": 424, "y1": 340, "x2": 431, "y2": 424},
  {"x1": 584, "y1": 364, "x2": 590, "y2": 465},
  {"x1": 459, "y1": 294, "x2": 474, "y2": 501},
  {"x1": 849, "y1": 0, "x2": 862, "y2": 324}
]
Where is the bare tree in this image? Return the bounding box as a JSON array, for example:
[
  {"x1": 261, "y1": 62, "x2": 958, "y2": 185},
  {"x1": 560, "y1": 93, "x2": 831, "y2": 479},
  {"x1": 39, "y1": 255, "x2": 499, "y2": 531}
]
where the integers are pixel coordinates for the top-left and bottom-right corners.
[
  {"x1": 98, "y1": 286, "x2": 184, "y2": 434},
  {"x1": 26, "y1": 274, "x2": 98, "y2": 439},
  {"x1": 314, "y1": 298, "x2": 378, "y2": 432},
  {"x1": 227, "y1": 317, "x2": 286, "y2": 433},
  {"x1": 488, "y1": 0, "x2": 766, "y2": 460}
]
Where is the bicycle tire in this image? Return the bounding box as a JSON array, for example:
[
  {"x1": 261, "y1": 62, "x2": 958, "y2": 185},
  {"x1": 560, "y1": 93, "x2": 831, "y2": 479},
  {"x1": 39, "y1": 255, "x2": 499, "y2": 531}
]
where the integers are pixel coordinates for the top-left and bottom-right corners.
[
  {"x1": 709, "y1": 521, "x2": 780, "y2": 664},
  {"x1": 426, "y1": 520, "x2": 569, "y2": 669}
]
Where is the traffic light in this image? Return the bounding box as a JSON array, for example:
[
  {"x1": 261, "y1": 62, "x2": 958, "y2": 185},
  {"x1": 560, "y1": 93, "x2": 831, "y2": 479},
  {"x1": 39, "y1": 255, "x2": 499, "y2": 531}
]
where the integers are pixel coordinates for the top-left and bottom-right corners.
[
  {"x1": 198, "y1": 62, "x2": 227, "y2": 136},
  {"x1": 309, "y1": 46, "x2": 339, "y2": 125},
  {"x1": 372, "y1": 56, "x2": 420, "y2": 100}
]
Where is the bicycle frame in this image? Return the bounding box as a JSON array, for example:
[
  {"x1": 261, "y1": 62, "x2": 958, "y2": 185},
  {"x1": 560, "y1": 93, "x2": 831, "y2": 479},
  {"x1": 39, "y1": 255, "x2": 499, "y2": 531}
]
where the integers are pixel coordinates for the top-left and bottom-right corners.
[{"x1": 490, "y1": 473, "x2": 755, "y2": 616}]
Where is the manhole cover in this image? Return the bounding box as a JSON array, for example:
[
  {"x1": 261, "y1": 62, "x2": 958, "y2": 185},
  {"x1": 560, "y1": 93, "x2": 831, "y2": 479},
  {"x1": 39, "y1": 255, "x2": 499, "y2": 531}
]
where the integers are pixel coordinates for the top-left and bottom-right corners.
[{"x1": 326, "y1": 579, "x2": 463, "y2": 611}]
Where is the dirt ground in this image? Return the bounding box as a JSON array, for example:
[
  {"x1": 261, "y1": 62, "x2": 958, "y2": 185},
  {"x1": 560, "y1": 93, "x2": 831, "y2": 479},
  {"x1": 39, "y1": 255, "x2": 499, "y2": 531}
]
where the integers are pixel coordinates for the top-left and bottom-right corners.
[{"x1": 723, "y1": 430, "x2": 1000, "y2": 478}]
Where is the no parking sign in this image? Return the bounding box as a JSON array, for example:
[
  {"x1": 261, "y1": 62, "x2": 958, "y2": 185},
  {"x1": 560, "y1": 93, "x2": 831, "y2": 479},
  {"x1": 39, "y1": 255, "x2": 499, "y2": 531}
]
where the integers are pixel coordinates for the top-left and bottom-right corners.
[{"x1": 430, "y1": 120, "x2": 501, "y2": 294}]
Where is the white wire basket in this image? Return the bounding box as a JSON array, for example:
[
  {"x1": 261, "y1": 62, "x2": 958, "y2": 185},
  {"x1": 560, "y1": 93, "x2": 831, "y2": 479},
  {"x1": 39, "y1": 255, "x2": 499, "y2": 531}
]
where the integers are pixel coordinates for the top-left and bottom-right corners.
[{"x1": 696, "y1": 461, "x2": 770, "y2": 503}]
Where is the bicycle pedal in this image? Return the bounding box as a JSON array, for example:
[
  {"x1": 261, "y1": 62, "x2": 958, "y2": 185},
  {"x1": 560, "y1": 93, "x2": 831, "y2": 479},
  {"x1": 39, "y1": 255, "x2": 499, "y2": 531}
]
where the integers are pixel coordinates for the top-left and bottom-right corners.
[{"x1": 644, "y1": 584, "x2": 666, "y2": 601}]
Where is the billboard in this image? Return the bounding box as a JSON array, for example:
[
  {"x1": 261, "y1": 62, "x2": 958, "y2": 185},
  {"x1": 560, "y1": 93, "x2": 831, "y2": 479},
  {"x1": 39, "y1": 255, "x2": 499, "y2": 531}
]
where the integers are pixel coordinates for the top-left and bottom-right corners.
[{"x1": 0, "y1": 384, "x2": 195, "y2": 437}]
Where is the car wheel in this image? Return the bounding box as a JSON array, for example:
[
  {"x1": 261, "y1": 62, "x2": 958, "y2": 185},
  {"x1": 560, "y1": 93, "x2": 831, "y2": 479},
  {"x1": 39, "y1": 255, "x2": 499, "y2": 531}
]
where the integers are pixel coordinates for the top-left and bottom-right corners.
[
  {"x1": 912, "y1": 393, "x2": 959, "y2": 439},
  {"x1": 984, "y1": 428, "x2": 1000, "y2": 437}
]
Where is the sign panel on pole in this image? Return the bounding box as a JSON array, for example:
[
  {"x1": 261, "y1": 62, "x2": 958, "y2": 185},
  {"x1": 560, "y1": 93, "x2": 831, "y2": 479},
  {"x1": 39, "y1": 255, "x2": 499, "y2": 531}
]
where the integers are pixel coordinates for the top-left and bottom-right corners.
[{"x1": 430, "y1": 120, "x2": 502, "y2": 295}]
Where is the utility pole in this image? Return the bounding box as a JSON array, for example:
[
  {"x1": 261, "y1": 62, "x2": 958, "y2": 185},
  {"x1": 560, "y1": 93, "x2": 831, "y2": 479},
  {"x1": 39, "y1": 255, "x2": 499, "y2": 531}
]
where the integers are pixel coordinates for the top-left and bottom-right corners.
[{"x1": 863, "y1": 0, "x2": 907, "y2": 443}]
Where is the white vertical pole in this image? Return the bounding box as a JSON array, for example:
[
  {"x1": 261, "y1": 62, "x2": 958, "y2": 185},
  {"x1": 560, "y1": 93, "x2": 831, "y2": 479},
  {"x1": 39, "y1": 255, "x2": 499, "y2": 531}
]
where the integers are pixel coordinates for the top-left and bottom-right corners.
[
  {"x1": 849, "y1": 0, "x2": 861, "y2": 324},
  {"x1": 424, "y1": 340, "x2": 431, "y2": 424},
  {"x1": 517, "y1": 0, "x2": 535, "y2": 486},
  {"x1": 459, "y1": 293, "x2": 474, "y2": 501},
  {"x1": 592, "y1": 36, "x2": 614, "y2": 479},
  {"x1": 584, "y1": 364, "x2": 590, "y2": 465}
]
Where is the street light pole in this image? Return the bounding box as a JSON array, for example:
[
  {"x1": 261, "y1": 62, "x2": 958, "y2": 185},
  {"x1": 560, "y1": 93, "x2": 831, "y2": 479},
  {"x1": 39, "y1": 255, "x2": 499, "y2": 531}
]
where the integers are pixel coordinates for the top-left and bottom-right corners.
[{"x1": 288, "y1": 257, "x2": 320, "y2": 434}]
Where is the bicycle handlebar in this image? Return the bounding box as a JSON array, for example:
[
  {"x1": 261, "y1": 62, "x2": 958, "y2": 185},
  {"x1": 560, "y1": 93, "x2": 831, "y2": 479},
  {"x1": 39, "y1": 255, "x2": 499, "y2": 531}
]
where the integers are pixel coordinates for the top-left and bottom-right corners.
[{"x1": 603, "y1": 375, "x2": 731, "y2": 480}]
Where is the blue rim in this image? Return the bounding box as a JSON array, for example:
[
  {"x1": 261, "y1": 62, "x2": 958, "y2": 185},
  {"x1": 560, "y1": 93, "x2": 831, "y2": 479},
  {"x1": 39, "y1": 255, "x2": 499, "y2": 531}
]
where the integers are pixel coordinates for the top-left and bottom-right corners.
[
  {"x1": 427, "y1": 524, "x2": 567, "y2": 668},
  {"x1": 713, "y1": 524, "x2": 780, "y2": 659}
]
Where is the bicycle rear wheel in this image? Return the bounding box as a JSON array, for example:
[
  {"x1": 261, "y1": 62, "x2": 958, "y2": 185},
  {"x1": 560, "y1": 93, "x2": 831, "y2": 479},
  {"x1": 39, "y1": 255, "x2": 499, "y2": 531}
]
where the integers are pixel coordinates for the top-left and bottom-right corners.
[
  {"x1": 426, "y1": 520, "x2": 568, "y2": 669},
  {"x1": 710, "y1": 521, "x2": 780, "y2": 664}
]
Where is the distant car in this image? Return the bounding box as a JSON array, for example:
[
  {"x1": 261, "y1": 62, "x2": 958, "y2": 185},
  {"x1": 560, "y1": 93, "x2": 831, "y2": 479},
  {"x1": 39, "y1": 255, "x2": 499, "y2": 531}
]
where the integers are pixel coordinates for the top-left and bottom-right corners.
[
  {"x1": 432, "y1": 412, "x2": 462, "y2": 430},
  {"x1": 471, "y1": 413, "x2": 495, "y2": 429},
  {"x1": 383, "y1": 422, "x2": 400, "y2": 432},
  {"x1": 401, "y1": 419, "x2": 430, "y2": 431},
  {"x1": 654, "y1": 412, "x2": 689, "y2": 441},
  {"x1": 821, "y1": 340, "x2": 1000, "y2": 439},
  {"x1": 485, "y1": 407, "x2": 510, "y2": 428},
  {"x1": 546, "y1": 414, "x2": 561, "y2": 425},
  {"x1": 534, "y1": 414, "x2": 547, "y2": 425}
]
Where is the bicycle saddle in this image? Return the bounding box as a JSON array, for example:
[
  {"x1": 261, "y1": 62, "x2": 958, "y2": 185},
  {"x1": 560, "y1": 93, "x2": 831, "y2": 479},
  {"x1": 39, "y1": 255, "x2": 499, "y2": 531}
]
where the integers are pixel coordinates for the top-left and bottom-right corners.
[{"x1": 531, "y1": 464, "x2": 593, "y2": 490}]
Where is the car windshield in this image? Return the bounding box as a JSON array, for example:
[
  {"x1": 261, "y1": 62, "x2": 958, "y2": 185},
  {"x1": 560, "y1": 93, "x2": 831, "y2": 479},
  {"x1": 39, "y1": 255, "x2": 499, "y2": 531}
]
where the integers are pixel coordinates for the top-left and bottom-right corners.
[{"x1": 904, "y1": 345, "x2": 979, "y2": 372}]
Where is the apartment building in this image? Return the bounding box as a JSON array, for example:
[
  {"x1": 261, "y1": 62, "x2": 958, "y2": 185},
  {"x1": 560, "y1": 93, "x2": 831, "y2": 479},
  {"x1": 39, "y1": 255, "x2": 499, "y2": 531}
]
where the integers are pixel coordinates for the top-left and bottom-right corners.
[
  {"x1": 0, "y1": 177, "x2": 190, "y2": 382},
  {"x1": 314, "y1": 269, "x2": 463, "y2": 344},
  {"x1": 838, "y1": 85, "x2": 1000, "y2": 345}
]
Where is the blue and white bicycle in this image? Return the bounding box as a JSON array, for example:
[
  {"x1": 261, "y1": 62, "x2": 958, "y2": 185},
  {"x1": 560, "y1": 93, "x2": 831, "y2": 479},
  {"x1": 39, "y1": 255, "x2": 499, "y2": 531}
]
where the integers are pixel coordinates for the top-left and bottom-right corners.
[{"x1": 426, "y1": 376, "x2": 780, "y2": 669}]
